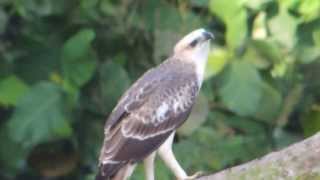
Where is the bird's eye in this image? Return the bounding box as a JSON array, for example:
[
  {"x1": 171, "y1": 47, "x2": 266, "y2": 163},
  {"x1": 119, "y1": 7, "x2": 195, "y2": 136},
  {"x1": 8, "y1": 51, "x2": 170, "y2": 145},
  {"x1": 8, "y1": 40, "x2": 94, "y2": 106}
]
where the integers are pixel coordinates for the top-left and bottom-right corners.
[{"x1": 189, "y1": 39, "x2": 198, "y2": 47}]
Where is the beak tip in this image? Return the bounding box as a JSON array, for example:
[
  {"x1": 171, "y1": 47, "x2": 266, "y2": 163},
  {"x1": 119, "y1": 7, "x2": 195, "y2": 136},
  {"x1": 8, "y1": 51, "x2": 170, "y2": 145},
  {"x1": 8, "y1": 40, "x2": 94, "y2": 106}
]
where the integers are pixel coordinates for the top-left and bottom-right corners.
[{"x1": 203, "y1": 31, "x2": 214, "y2": 40}]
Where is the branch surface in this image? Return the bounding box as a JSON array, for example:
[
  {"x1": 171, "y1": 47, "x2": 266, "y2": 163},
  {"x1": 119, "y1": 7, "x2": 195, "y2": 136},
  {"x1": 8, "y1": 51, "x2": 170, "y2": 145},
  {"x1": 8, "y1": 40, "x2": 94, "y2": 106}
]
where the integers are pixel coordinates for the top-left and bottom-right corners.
[{"x1": 197, "y1": 132, "x2": 320, "y2": 180}]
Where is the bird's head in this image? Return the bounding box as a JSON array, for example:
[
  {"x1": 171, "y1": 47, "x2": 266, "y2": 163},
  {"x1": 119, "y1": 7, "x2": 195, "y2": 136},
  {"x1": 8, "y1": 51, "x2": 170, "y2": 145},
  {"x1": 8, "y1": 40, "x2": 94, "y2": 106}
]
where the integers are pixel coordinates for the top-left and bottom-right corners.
[{"x1": 174, "y1": 28, "x2": 214, "y2": 60}]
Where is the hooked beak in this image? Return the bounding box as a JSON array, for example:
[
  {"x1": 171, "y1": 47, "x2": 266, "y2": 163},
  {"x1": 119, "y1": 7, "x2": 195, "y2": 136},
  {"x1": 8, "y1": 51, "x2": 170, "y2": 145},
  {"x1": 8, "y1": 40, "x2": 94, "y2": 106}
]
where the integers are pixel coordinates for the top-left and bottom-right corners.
[{"x1": 202, "y1": 31, "x2": 214, "y2": 41}]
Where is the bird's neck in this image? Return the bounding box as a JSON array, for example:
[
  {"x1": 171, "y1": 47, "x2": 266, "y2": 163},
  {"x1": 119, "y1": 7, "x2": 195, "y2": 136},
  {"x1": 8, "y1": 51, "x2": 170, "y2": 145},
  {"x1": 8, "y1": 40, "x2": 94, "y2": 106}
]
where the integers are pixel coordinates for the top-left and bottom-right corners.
[
  {"x1": 192, "y1": 52, "x2": 208, "y2": 87},
  {"x1": 171, "y1": 53, "x2": 208, "y2": 88}
]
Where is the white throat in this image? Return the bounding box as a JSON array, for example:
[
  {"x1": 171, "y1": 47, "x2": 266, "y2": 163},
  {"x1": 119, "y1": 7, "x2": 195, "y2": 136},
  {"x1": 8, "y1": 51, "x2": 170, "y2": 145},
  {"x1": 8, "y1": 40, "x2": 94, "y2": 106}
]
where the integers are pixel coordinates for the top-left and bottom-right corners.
[{"x1": 189, "y1": 42, "x2": 210, "y2": 87}]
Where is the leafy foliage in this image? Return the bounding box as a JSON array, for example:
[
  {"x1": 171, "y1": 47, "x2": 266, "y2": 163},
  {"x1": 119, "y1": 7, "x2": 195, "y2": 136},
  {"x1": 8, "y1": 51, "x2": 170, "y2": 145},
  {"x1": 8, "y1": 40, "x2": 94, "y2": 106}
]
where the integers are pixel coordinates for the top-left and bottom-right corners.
[
  {"x1": 7, "y1": 82, "x2": 72, "y2": 149},
  {"x1": 220, "y1": 61, "x2": 263, "y2": 116},
  {"x1": 0, "y1": 0, "x2": 319, "y2": 179}
]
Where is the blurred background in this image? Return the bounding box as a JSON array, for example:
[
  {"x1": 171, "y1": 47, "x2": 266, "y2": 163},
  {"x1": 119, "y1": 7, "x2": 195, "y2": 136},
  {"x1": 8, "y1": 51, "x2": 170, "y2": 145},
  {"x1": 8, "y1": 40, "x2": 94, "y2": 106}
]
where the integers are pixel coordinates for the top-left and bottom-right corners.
[{"x1": 0, "y1": 0, "x2": 319, "y2": 179}]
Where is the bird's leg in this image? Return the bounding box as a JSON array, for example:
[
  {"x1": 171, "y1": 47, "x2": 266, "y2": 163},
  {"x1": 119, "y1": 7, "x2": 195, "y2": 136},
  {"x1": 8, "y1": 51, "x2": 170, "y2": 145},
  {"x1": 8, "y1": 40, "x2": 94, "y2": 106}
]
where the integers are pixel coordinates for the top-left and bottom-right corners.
[
  {"x1": 144, "y1": 152, "x2": 156, "y2": 180},
  {"x1": 123, "y1": 164, "x2": 137, "y2": 180},
  {"x1": 158, "y1": 132, "x2": 201, "y2": 180}
]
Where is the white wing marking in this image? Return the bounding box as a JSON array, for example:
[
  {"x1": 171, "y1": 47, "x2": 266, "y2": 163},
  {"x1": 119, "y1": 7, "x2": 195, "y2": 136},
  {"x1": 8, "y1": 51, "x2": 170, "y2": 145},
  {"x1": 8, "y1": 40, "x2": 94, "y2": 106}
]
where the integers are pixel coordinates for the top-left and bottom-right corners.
[{"x1": 155, "y1": 102, "x2": 169, "y2": 123}]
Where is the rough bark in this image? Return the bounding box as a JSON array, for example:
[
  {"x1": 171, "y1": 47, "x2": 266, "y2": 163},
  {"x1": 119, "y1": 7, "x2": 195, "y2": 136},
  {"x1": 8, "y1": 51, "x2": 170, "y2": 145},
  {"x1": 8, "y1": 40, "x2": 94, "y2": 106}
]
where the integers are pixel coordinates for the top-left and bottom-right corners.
[{"x1": 197, "y1": 132, "x2": 320, "y2": 180}]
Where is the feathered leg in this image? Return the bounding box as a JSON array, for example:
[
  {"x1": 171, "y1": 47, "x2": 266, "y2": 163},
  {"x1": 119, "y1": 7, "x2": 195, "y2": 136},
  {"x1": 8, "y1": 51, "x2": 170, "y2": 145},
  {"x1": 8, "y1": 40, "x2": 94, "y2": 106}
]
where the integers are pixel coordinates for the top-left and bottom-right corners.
[
  {"x1": 112, "y1": 164, "x2": 136, "y2": 180},
  {"x1": 158, "y1": 132, "x2": 202, "y2": 180},
  {"x1": 144, "y1": 152, "x2": 156, "y2": 180}
]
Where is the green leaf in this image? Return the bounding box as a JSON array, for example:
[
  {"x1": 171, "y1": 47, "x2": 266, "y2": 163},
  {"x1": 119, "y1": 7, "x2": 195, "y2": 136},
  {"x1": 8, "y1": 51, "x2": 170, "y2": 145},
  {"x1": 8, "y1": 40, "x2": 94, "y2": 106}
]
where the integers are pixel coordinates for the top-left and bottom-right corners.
[
  {"x1": 14, "y1": 0, "x2": 53, "y2": 18},
  {"x1": 295, "y1": 45, "x2": 320, "y2": 64},
  {"x1": 273, "y1": 128, "x2": 302, "y2": 149},
  {"x1": 81, "y1": 0, "x2": 99, "y2": 10},
  {"x1": 245, "y1": 0, "x2": 269, "y2": 10},
  {"x1": 302, "y1": 109, "x2": 320, "y2": 137},
  {"x1": 209, "y1": 0, "x2": 245, "y2": 21},
  {"x1": 249, "y1": 39, "x2": 282, "y2": 63},
  {"x1": 314, "y1": 29, "x2": 320, "y2": 47},
  {"x1": 278, "y1": 0, "x2": 301, "y2": 9},
  {"x1": 62, "y1": 29, "x2": 97, "y2": 87},
  {"x1": 220, "y1": 61, "x2": 263, "y2": 116},
  {"x1": 205, "y1": 47, "x2": 229, "y2": 79},
  {"x1": 7, "y1": 82, "x2": 72, "y2": 148},
  {"x1": 77, "y1": 119, "x2": 104, "y2": 166},
  {"x1": 209, "y1": 0, "x2": 247, "y2": 49},
  {"x1": 100, "y1": 0, "x2": 117, "y2": 16},
  {"x1": 0, "y1": 126, "x2": 28, "y2": 175},
  {"x1": 254, "y1": 82, "x2": 282, "y2": 122},
  {"x1": 14, "y1": 42, "x2": 61, "y2": 84},
  {"x1": 226, "y1": 11, "x2": 247, "y2": 50},
  {"x1": 224, "y1": 116, "x2": 266, "y2": 135},
  {"x1": 99, "y1": 62, "x2": 130, "y2": 112},
  {"x1": 243, "y1": 44, "x2": 271, "y2": 69},
  {"x1": 268, "y1": 8, "x2": 298, "y2": 49},
  {"x1": 298, "y1": 0, "x2": 320, "y2": 22},
  {"x1": 0, "y1": 75, "x2": 29, "y2": 106},
  {"x1": 252, "y1": 12, "x2": 267, "y2": 40},
  {"x1": 178, "y1": 93, "x2": 209, "y2": 136}
]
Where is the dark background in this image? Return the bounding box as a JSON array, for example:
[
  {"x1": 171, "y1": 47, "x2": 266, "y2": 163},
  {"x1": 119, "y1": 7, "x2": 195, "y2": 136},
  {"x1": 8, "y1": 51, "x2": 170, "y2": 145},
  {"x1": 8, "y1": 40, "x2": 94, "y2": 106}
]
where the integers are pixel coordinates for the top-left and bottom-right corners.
[{"x1": 0, "y1": 0, "x2": 319, "y2": 179}]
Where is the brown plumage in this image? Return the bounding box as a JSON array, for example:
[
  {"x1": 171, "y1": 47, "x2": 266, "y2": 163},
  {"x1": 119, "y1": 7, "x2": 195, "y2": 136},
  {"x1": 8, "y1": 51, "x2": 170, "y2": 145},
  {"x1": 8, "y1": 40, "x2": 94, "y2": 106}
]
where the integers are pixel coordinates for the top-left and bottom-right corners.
[
  {"x1": 96, "y1": 28, "x2": 213, "y2": 180},
  {"x1": 96, "y1": 59, "x2": 199, "y2": 179}
]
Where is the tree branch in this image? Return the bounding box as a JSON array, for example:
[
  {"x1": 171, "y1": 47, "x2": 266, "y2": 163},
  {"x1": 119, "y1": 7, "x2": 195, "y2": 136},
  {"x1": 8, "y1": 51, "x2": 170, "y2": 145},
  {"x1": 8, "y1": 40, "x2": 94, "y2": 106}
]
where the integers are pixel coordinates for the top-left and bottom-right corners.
[{"x1": 197, "y1": 132, "x2": 320, "y2": 180}]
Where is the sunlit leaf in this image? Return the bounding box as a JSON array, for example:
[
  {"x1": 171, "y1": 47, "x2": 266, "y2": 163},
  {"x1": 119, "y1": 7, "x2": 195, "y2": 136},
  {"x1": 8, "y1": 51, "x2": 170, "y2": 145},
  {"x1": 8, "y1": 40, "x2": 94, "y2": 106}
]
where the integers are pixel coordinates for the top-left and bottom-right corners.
[
  {"x1": 278, "y1": 0, "x2": 300, "y2": 10},
  {"x1": 268, "y1": 8, "x2": 298, "y2": 49},
  {"x1": 245, "y1": 0, "x2": 269, "y2": 10},
  {"x1": 209, "y1": 0, "x2": 246, "y2": 22},
  {"x1": 314, "y1": 29, "x2": 320, "y2": 47},
  {"x1": 243, "y1": 44, "x2": 271, "y2": 69},
  {"x1": 205, "y1": 47, "x2": 229, "y2": 79},
  {"x1": 226, "y1": 12, "x2": 247, "y2": 50},
  {"x1": 271, "y1": 60, "x2": 288, "y2": 78},
  {"x1": 7, "y1": 82, "x2": 72, "y2": 148},
  {"x1": 252, "y1": 12, "x2": 267, "y2": 40},
  {"x1": 250, "y1": 39, "x2": 283, "y2": 62},
  {"x1": 0, "y1": 75, "x2": 29, "y2": 106},
  {"x1": 220, "y1": 61, "x2": 263, "y2": 116},
  {"x1": 298, "y1": 0, "x2": 320, "y2": 22},
  {"x1": 209, "y1": 0, "x2": 247, "y2": 49}
]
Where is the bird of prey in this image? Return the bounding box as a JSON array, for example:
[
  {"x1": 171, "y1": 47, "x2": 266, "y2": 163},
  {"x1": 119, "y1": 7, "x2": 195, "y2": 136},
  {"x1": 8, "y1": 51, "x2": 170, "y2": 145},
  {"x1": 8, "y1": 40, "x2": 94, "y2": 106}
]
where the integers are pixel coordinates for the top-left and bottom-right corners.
[{"x1": 96, "y1": 28, "x2": 214, "y2": 180}]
